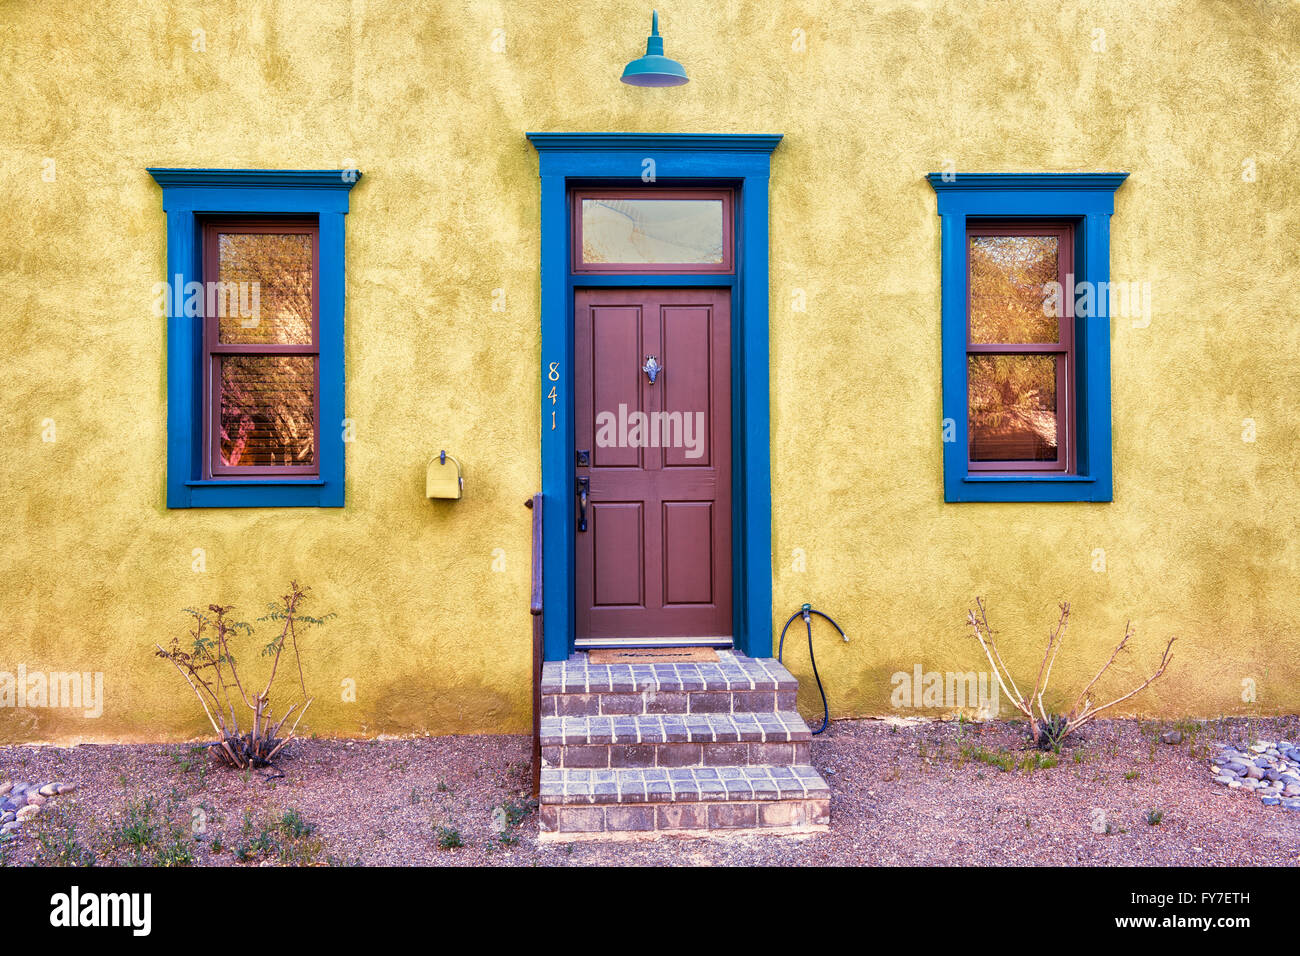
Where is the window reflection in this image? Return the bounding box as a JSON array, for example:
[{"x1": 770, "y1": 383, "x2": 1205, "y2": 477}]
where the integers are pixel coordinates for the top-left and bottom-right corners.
[
  {"x1": 219, "y1": 355, "x2": 316, "y2": 467},
  {"x1": 969, "y1": 236, "x2": 1059, "y2": 344},
  {"x1": 217, "y1": 233, "x2": 313, "y2": 345},
  {"x1": 968, "y1": 355, "x2": 1058, "y2": 461},
  {"x1": 581, "y1": 199, "x2": 724, "y2": 265}
]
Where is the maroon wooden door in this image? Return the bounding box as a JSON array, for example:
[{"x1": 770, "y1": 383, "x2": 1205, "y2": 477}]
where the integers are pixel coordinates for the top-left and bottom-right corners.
[{"x1": 575, "y1": 288, "x2": 732, "y2": 643}]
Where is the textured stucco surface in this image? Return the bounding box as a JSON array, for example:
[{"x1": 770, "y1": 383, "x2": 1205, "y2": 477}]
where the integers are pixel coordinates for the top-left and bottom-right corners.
[{"x1": 1, "y1": 0, "x2": 1297, "y2": 743}]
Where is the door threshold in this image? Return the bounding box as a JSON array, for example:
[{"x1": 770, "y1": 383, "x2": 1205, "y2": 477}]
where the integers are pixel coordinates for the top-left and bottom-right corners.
[{"x1": 575, "y1": 637, "x2": 733, "y2": 649}]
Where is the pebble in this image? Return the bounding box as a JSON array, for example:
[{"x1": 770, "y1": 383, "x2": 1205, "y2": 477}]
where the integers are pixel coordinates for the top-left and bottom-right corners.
[
  {"x1": 0, "y1": 780, "x2": 77, "y2": 840},
  {"x1": 1160, "y1": 730, "x2": 1183, "y2": 745},
  {"x1": 1210, "y1": 741, "x2": 1300, "y2": 811}
]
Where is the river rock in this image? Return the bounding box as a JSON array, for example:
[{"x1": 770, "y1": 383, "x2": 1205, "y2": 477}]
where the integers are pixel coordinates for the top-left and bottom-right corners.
[{"x1": 15, "y1": 805, "x2": 39, "y2": 822}]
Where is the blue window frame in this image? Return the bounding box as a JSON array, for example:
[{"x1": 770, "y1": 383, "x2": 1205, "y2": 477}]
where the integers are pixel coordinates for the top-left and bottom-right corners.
[
  {"x1": 147, "y1": 169, "x2": 361, "y2": 508},
  {"x1": 927, "y1": 172, "x2": 1128, "y2": 503}
]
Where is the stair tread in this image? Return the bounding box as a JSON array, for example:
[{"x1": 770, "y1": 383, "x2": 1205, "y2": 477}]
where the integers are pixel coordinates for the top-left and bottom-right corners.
[
  {"x1": 540, "y1": 711, "x2": 813, "y2": 746},
  {"x1": 539, "y1": 764, "x2": 831, "y2": 805},
  {"x1": 541, "y1": 650, "x2": 797, "y2": 695}
]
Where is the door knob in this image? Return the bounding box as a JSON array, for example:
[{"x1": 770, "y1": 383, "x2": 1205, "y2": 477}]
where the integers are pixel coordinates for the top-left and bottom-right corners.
[
  {"x1": 576, "y1": 476, "x2": 590, "y2": 532},
  {"x1": 642, "y1": 355, "x2": 661, "y2": 384}
]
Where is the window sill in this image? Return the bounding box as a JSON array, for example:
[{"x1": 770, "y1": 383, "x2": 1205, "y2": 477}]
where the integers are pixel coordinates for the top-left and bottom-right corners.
[
  {"x1": 963, "y1": 474, "x2": 1096, "y2": 483},
  {"x1": 185, "y1": 479, "x2": 326, "y2": 487},
  {"x1": 946, "y1": 473, "x2": 1111, "y2": 503},
  {"x1": 171, "y1": 478, "x2": 341, "y2": 508}
]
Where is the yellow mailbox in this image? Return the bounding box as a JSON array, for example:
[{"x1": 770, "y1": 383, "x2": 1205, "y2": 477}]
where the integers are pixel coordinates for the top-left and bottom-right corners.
[{"x1": 426, "y1": 451, "x2": 463, "y2": 500}]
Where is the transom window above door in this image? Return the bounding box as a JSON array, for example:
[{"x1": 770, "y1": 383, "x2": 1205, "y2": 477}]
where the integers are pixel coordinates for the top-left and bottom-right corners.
[{"x1": 572, "y1": 189, "x2": 733, "y2": 273}]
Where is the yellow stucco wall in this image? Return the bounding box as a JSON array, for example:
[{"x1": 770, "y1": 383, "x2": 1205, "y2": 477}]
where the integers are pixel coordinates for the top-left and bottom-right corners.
[{"x1": 1, "y1": 0, "x2": 1297, "y2": 744}]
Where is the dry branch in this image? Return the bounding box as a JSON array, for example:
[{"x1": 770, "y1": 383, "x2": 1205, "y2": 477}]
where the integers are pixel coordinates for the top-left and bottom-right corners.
[
  {"x1": 967, "y1": 599, "x2": 1176, "y2": 749},
  {"x1": 155, "y1": 580, "x2": 330, "y2": 769}
]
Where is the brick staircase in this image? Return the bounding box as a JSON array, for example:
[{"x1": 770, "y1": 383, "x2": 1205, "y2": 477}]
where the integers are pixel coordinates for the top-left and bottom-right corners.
[{"x1": 537, "y1": 650, "x2": 831, "y2": 840}]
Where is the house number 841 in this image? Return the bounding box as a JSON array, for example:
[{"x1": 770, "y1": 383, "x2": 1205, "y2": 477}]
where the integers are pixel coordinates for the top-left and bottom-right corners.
[{"x1": 547, "y1": 362, "x2": 560, "y2": 430}]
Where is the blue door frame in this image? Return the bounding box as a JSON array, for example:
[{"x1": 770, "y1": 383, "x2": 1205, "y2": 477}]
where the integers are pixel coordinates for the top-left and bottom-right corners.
[{"x1": 526, "y1": 133, "x2": 782, "y2": 662}]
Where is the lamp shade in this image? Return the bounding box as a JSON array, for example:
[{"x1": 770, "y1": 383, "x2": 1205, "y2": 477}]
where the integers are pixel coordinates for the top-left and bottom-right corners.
[{"x1": 621, "y1": 10, "x2": 689, "y2": 87}]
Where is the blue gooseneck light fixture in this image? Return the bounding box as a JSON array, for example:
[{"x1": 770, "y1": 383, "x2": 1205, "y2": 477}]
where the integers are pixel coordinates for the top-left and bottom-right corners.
[{"x1": 621, "y1": 10, "x2": 689, "y2": 87}]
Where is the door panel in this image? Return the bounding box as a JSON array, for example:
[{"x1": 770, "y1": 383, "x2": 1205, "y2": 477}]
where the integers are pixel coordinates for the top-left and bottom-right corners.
[
  {"x1": 590, "y1": 306, "x2": 643, "y2": 469},
  {"x1": 575, "y1": 288, "x2": 732, "y2": 643},
  {"x1": 662, "y1": 501, "x2": 714, "y2": 605},
  {"x1": 591, "y1": 502, "x2": 644, "y2": 607}
]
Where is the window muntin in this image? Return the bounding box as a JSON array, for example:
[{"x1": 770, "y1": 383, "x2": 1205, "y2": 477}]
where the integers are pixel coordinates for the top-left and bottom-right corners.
[
  {"x1": 572, "y1": 189, "x2": 733, "y2": 273},
  {"x1": 966, "y1": 222, "x2": 1074, "y2": 473},
  {"x1": 202, "y1": 219, "x2": 320, "y2": 477}
]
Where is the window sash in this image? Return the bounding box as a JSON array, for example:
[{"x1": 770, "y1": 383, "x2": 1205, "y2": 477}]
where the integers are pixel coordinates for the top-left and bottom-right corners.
[
  {"x1": 201, "y1": 219, "x2": 321, "y2": 478},
  {"x1": 965, "y1": 221, "x2": 1075, "y2": 473},
  {"x1": 570, "y1": 188, "x2": 734, "y2": 274}
]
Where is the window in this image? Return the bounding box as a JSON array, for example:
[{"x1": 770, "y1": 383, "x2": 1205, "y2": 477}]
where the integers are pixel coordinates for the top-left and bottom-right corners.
[
  {"x1": 927, "y1": 173, "x2": 1128, "y2": 502},
  {"x1": 148, "y1": 169, "x2": 361, "y2": 508},
  {"x1": 204, "y1": 221, "x2": 320, "y2": 477},
  {"x1": 572, "y1": 189, "x2": 733, "y2": 273},
  {"x1": 967, "y1": 222, "x2": 1073, "y2": 472}
]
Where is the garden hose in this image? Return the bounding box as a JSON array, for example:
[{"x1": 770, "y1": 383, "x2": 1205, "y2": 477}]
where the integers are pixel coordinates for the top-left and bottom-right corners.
[{"x1": 778, "y1": 603, "x2": 847, "y2": 735}]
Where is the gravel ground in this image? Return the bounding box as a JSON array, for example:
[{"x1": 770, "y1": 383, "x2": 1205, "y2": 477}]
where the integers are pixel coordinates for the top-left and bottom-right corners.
[{"x1": 2, "y1": 716, "x2": 1298, "y2": 866}]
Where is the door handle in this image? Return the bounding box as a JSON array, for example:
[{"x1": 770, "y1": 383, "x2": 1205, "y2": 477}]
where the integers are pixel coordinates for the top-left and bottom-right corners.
[{"x1": 576, "y1": 476, "x2": 590, "y2": 532}]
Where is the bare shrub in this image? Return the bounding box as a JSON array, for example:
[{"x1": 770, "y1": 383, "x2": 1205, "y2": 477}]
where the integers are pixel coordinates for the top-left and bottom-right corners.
[
  {"x1": 155, "y1": 581, "x2": 333, "y2": 768},
  {"x1": 968, "y1": 599, "x2": 1175, "y2": 750}
]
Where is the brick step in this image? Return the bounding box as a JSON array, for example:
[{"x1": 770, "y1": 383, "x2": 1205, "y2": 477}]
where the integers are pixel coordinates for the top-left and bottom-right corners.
[
  {"x1": 538, "y1": 765, "x2": 831, "y2": 838},
  {"x1": 543, "y1": 687, "x2": 798, "y2": 718},
  {"x1": 541, "y1": 651, "x2": 797, "y2": 717},
  {"x1": 540, "y1": 712, "x2": 812, "y2": 769}
]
